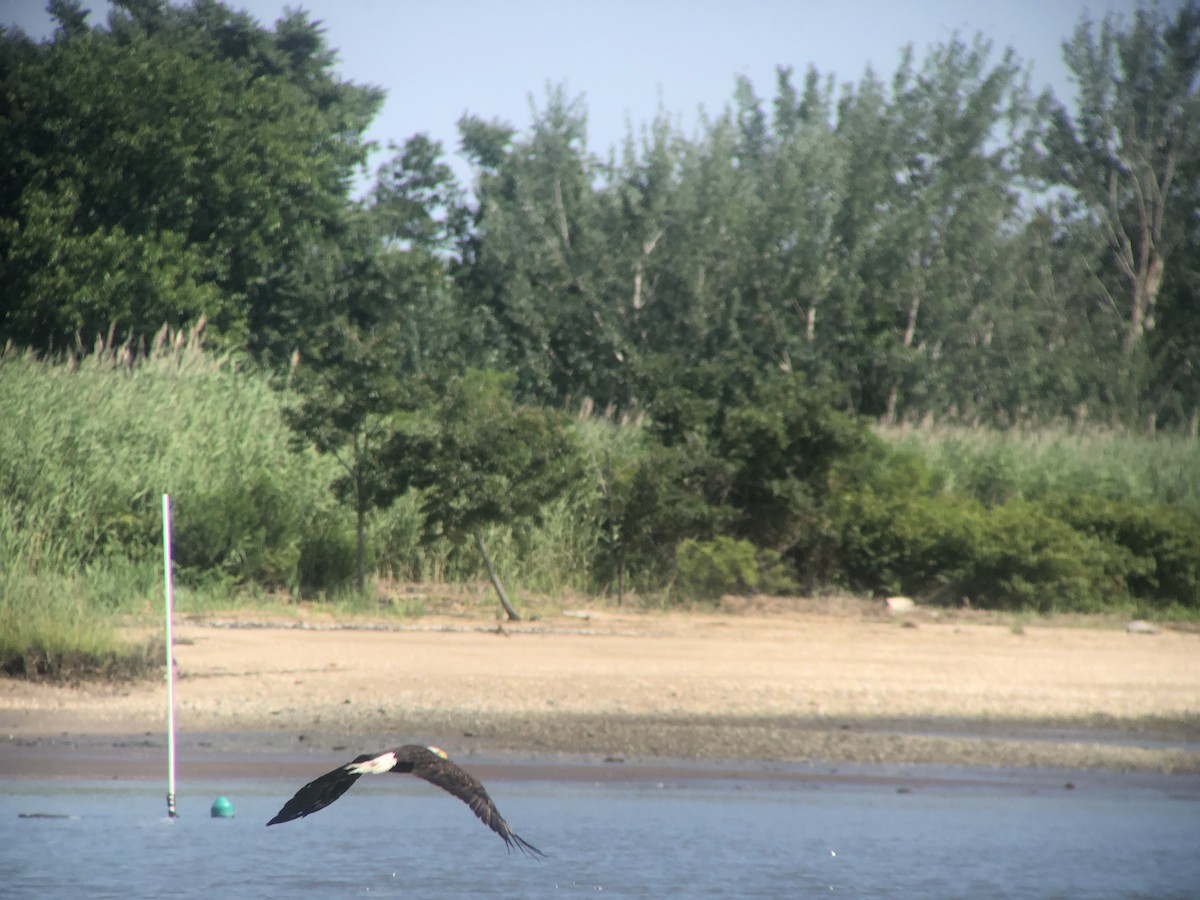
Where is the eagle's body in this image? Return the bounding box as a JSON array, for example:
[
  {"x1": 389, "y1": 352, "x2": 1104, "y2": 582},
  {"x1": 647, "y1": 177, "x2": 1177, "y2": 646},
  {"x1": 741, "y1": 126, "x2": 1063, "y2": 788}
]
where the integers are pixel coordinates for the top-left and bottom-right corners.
[{"x1": 267, "y1": 744, "x2": 544, "y2": 858}]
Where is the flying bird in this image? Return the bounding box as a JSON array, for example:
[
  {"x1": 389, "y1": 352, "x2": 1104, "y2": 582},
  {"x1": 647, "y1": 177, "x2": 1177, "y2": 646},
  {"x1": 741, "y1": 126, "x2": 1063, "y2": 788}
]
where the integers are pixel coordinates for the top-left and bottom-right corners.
[{"x1": 267, "y1": 744, "x2": 545, "y2": 858}]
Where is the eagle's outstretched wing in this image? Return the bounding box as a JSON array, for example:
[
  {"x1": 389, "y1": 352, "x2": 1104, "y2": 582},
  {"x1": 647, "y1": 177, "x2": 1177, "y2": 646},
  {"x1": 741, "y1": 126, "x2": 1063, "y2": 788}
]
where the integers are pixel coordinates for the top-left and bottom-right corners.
[
  {"x1": 398, "y1": 745, "x2": 546, "y2": 858},
  {"x1": 266, "y1": 754, "x2": 371, "y2": 825},
  {"x1": 266, "y1": 744, "x2": 545, "y2": 859}
]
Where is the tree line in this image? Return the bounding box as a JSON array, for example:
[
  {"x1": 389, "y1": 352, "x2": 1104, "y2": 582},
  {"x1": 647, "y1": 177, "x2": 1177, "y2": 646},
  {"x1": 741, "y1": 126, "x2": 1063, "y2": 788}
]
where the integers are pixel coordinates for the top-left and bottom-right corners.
[{"x1": 3, "y1": 0, "x2": 1197, "y2": 431}]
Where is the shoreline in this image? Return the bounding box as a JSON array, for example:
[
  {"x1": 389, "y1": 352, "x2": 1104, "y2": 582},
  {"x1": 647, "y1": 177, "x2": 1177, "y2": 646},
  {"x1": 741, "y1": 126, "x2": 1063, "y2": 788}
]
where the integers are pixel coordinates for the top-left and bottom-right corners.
[
  {"x1": 5, "y1": 729, "x2": 1200, "y2": 785},
  {"x1": 5, "y1": 733, "x2": 1200, "y2": 805},
  {"x1": 3, "y1": 608, "x2": 1198, "y2": 776},
  {"x1": 6, "y1": 708, "x2": 1198, "y2": 777}
]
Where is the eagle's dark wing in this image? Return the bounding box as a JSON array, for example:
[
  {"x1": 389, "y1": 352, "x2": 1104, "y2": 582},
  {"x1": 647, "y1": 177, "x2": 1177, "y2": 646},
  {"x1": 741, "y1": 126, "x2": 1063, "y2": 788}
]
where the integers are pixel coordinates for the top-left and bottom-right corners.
[
  {"x1": 396, "y1": 745, "x2": 546, "y2": 858},
  {"x1": 266, "y1": 754, "x2": 372, "y2": 825}
]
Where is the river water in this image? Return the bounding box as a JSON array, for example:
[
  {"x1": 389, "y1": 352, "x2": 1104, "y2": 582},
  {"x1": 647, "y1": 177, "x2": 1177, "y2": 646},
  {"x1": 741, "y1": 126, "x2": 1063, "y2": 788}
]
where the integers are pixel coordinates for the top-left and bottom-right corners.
[{"x1": 4, "y1": 766, "x2": 1198, "y2": 898}]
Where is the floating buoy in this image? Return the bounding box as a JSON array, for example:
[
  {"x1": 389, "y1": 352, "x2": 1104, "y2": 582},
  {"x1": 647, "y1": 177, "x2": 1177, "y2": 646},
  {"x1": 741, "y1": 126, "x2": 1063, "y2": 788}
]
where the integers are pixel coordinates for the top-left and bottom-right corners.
[{"x1": 210, "y1": 796, "x2": 235, "y2": 818}]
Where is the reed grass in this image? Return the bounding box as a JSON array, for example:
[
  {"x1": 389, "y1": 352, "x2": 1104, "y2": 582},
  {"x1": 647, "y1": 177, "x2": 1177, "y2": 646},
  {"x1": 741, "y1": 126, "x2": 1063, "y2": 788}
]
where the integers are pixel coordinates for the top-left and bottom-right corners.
[
  {"x1": 877, "y1": 422, "x2": 1200, "y2": 509},
  {"x1": 0, "y1": 325, "x2": 349, "y2": 676},
  {"x1": 0, "y1": 567, "x2": 163, "y2": 680}
]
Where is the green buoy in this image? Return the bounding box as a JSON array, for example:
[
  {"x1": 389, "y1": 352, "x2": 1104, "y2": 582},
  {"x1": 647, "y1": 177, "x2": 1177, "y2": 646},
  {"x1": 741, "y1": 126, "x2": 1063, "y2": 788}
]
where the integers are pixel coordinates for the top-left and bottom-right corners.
[{"x1": 210, "y1": 796, "x2": 235, "y2": 818}]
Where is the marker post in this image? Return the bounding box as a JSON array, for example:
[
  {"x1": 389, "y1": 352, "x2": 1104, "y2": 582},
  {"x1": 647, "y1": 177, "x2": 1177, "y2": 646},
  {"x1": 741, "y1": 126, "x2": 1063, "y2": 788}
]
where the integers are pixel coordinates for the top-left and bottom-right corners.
[{"x1": 162, "y1": 494, "x2": 178, "y2": 819}]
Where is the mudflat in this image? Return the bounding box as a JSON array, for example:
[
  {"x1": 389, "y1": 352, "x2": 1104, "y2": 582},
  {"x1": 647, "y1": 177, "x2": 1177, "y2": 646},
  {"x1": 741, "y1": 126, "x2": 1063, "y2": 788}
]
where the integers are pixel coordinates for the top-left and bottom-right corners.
[{"x1": 3, "y1": 602, "x2": 1198, "y2": 774}]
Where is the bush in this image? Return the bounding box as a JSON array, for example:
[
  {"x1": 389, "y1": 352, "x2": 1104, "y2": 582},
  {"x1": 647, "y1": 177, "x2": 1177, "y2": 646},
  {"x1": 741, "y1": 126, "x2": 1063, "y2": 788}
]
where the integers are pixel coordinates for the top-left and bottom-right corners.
[
  {"x1": 823, "y1": 444, "x2": 942, "y2": 592},
  {"x1": 833, "y1": 488, "x2": 1134, "y2": 611},
  {"x1": 674, "y1": 536, "x2": 797, "y2": 600},
  {"x1": 953, "y1": 500, "x2": 1132, "y2": 612},
  {"x1": 1044, "y1": 494, "x2": 1200, "y2": 609}
]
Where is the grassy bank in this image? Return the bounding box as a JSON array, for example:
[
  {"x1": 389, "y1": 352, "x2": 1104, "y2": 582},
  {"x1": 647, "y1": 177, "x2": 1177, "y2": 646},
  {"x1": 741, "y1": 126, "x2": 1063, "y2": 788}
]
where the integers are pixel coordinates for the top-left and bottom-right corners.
[
  {"x1": 2, "y1": 339, "x2": 1198, "y2": 680},
  {"x1": 0, "y1": 568, "x2": 162, "y2": 680}
]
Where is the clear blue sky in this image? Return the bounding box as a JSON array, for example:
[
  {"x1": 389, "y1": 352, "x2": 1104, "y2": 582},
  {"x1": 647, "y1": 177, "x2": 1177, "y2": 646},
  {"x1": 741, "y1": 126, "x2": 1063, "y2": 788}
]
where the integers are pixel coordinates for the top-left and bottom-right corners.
[{"x1": 7, "y1": 0, "x2": 1147, "y2": 189}]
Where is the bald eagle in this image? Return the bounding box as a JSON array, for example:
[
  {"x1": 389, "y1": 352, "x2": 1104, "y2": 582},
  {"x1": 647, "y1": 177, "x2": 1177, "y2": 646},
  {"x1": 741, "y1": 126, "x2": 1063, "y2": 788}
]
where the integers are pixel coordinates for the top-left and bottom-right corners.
[{"x1": 266, "y1": 744, "x2": 545, "y2": 858}]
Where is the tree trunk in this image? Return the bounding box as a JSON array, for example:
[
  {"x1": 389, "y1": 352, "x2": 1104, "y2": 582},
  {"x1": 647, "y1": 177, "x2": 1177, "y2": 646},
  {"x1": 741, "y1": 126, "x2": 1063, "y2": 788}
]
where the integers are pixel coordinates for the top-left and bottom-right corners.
[
  {"x1": 355, "y1": 464, "x2": 366, "y2": 593},
  {"x1": 355, "y1": 505, "x2": 366, "y2": 593},
  {"x1": 475, "y1": 528, "x2": 521, "y2": 621},
  {"x1": 1122, "y1": 252, "x2": 1164, "y2": 356},
  {"x1": 884, "y1": 287, "x2": 922, "y2": 425}
]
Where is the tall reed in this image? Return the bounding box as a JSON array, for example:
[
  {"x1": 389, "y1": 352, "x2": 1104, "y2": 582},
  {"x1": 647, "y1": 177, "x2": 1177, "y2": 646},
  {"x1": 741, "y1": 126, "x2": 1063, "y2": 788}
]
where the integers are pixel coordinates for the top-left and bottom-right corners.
[
  {"x1": 877, "y1": 422, "x2": 1200, "y2": 509},
  {"x1": 0, "y1": 324, "x2": 348, "y2": 619}
]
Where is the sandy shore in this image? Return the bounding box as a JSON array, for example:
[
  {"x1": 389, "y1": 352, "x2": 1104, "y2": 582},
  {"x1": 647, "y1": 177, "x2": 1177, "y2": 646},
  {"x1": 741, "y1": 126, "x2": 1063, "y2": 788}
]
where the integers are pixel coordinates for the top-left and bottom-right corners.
[{"x1": 2, "y1": 603, "x2": 1198, "y2": 776}]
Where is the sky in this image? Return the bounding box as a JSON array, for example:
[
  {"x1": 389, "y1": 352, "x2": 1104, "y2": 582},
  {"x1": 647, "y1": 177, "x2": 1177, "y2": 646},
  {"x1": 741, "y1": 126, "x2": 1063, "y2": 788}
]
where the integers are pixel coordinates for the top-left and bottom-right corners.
[{"x1": 6, "y1": 0, "x2": 1148, "y2": 192}]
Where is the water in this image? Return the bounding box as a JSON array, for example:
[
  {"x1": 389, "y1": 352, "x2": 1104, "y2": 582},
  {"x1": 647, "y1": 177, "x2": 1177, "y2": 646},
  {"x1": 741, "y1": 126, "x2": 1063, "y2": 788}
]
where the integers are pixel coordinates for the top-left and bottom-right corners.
[{"x1": 3, "y1": 771, "x2": 1198, "y2": 898}]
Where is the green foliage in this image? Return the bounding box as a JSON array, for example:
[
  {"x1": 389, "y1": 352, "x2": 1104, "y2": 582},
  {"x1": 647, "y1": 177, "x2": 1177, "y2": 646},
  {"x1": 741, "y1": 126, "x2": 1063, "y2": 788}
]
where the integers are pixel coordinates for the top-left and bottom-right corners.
[
  {"x1": 294, "y1": 515, "x2": 361, "y2": 590},
  {"x1": 1044, "y1": 494, "x2": 1200, "y2": 608},
  {"x1": 832, "y1": 488, "x2": 1129, "y2": 611},
  {"x1": 368, "y1": 491, "x2": 431, "y2": 581},
  {"x1": 950, "y1": 500, "x2": 1129, "y2": 612},
  {"x1": 639, "y1": 355, "x2": 879, "y2": 587},
  {"x1": 827, "y1": 447, "x2": 950, "y2": 593},
  {"x1": 0, "y1": 330, "x2": 351, "y2": 596},
  {"x1": 0, "y1": 186, "x2": 223, "y2": 347},
  {"x1": 883, "y1": 423, "x2": 1200, "y2": 509},
  {"x1": 831, "y1": 430, "x2": 1200, "y2": 611},
  {"x1": 610, "y1": 441, "x2": 728, "y2": 591},
  {"x1": 5, "y1": 1, "x2": 1198, "y2": 430},
  {"x1": 283, "y1": 317, "x2": 414, "y2": 589},
  {"x1": 388, "y1": 370, "x2": 585, "y2": 541},
  {"x1": 1034, "y1": 1, "x2": 1200, "y2": 417},
  {"x1": 2, "y1": 2, "x2": 1199, "y2": 659},
  {"x1": 674, "y1": 536, "x2": 797, "y2": 601},
  {"x1": 675, "y1": 537, "x2": 759, "y2": 600},
  {"x1": 0, "y1": 1, "x2": 383, "y2": 356},
  {"x1": 456, "y1": 88, "x2": 627, "y2": 406},
  {"x1": 172, "y1": 474, "x2": 301, "y2": 587},
  {"x1": 0, "y1": 567, "x2": 163, "y2": 681},
  {"x1": 576, "y1": 414, "x2": 726, "y2": 597},
  {"x1": 385, "y1": 369, "x2": 586, "y2": 616}
]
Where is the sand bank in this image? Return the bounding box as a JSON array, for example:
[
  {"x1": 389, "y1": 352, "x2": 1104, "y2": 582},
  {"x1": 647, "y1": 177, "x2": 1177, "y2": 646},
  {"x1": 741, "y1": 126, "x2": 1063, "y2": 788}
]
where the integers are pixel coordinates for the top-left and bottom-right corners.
[{"x1": 3, "y1": 606, "x2": 1197, "y2": 775}]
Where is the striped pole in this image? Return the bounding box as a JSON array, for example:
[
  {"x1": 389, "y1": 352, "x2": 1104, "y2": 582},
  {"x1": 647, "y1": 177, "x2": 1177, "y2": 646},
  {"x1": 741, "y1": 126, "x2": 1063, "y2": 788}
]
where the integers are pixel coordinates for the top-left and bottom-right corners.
[{"x1": 163, "y1": 494, "x2": 178, "y2": 819}]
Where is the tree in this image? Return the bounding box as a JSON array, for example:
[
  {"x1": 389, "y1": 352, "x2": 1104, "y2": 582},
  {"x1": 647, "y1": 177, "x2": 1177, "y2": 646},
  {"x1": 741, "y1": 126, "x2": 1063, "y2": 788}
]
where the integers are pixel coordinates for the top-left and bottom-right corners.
[
  {"x1": 456, "y1": 88, "x2": 628, "y2": 406},
  {"x1": 730, "y1": 66, "x2": 843, "y2": 380},
  {"x1": 0, "y1": 0, "x2": 382, "y2": 356},
  {"x1": 829, "y1": 37, "x2": 1029, "y2": 422},
  {"x1": 283, "y1": 138, "x2": 465, "y2": 592},
  {"x1": 283, "y1": 320, "x2": 412, "y2": 593},
  {"x1": 1034, "y1": 3, "x2": 1200, "y2": 425},
  {"x1": 385, "y1": 370, "x2": 583, "y2": 620}
]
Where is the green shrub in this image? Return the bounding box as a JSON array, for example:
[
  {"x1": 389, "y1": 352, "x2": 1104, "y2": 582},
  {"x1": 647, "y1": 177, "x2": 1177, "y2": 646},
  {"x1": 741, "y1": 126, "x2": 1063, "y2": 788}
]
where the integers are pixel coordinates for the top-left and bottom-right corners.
[
  {"x1": 1044, "y1": 494, "x2": 1200, "y2": 609},
  {"x1": 953, "y1": 500, "x2": 1132, "y2": 612},
  {"x1": 832, "y1": 489, "x2": 964, "y2": 597},
  {"x1": 370, "y1": 491, "x2": 428, "y2": 579},
  {"x1": 674, "y1": 536, "x2": 796, "y2": 600},
  {"x1": 825, "y1": 441, "x2": 945, "y2": 595},
  {"x1": 295, "y1": 514, "x2": 360, "y2": 590},
  {"x1": 833, "y1": 489, "x2": 1134, "y2": 611},
  {"x1": 172, "y1": 474, "x2": 303, "y2": 588}
]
